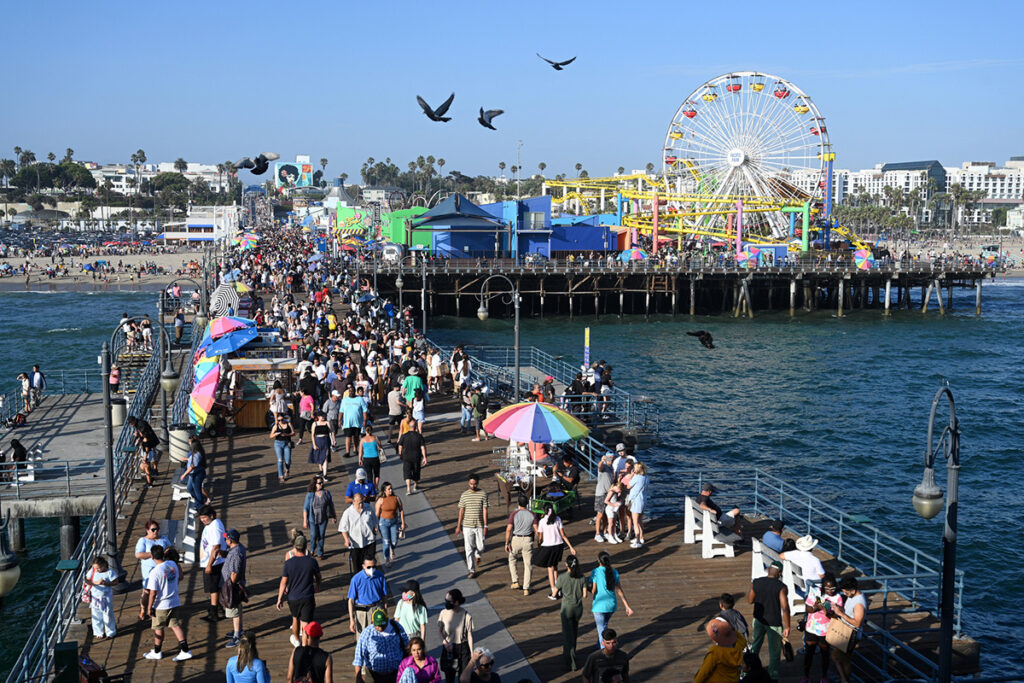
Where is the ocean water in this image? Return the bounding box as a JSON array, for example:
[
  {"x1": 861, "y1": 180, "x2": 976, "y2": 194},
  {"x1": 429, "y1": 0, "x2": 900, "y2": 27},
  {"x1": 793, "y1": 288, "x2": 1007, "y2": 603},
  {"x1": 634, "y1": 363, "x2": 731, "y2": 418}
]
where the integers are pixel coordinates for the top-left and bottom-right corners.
[
  {"x1": 0, "y1": 291, "x2": 153, "y2": 676},
  {"x1": 430, "y1": 279, "x2": 1024, "y2": 673}
]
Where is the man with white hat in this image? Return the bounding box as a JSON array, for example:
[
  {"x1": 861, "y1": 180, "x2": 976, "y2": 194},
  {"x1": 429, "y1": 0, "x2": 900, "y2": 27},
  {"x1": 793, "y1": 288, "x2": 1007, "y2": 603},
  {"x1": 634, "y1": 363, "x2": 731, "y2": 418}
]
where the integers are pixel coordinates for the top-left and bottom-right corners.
[
  {"x1": 780, "y1": 535, "x2": 825, "y2": 594},
  {"x1": 345, "y1": 467, "x2": 377, "y2": 504}
]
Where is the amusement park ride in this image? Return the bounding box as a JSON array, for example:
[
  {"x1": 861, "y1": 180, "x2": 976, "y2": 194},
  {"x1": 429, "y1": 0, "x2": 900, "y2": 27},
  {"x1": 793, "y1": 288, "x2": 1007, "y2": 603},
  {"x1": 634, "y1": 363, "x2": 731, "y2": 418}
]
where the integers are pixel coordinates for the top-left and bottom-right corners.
[{"x1": 544, "y1": 71, "x2": 872, "y2": 255}]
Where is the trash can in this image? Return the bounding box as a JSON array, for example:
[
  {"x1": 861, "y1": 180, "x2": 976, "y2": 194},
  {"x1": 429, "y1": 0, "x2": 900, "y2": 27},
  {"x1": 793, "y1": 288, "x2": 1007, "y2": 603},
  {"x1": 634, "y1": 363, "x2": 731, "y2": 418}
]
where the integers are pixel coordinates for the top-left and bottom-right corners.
[
  {"x1": 110, "y1": 397, "x2": 127, "y2": 429},
  {"x1": 168, "y1": 424, "x2": 192, "y2": 463}
]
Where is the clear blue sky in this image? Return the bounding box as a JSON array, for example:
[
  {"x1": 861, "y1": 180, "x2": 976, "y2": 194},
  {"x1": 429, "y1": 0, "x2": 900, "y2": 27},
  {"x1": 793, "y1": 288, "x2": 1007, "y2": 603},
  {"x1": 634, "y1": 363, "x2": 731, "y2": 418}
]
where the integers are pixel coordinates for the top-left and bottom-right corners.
[{"x1": 2, "y1": 0, "x2": 1022, "y2": 184}]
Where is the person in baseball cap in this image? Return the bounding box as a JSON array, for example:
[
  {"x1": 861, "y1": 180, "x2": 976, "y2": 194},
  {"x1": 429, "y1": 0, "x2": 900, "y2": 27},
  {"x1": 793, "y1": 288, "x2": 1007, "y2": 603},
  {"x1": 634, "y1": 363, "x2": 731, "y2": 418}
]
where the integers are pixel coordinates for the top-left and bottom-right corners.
[
  {"x1": 291, "y1": 621, "x2": 333, "y2": 682},
  {"x1": 345, "y1": 467, "x2": 377, "y2": 503}
]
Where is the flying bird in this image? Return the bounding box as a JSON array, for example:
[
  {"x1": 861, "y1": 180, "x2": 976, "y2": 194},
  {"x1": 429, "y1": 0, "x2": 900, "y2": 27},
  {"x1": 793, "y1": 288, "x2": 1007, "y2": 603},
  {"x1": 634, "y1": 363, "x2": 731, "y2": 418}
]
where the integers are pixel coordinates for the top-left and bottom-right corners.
[
  {"x1": 686, "y1": 331, "x2": 715, "y2": 349},
  {"x1": 477, "y1": 107, "x2": 504, "y2": 130},
  {"x1": 235, "y1": 152, "x2": 280, "y2": 176},
  {"x1": 537, "y1": 53, "x2": 577, "y2": 70},
  {"x1": 417, "y1": 93, "x2": 455, "y2": 122}
]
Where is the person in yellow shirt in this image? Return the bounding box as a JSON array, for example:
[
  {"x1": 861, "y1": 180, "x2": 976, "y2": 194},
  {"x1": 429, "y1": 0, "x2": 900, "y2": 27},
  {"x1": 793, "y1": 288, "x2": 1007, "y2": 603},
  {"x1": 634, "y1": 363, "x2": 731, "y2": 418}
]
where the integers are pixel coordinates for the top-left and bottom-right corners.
[{"x1": 695, "y1": 618, "x2": 746, "y2": 683}]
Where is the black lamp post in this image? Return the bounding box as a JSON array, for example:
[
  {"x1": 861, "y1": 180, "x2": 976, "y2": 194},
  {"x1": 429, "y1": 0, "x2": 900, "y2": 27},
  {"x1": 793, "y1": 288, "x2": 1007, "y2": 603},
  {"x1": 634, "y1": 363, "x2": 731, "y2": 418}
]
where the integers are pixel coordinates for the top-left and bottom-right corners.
[
  {"x1": 911, "y1": 385, "x2": 960, "y2": 683},
  {"x1": 476, "y1": 274, "x2": 520, "y2": 399}
]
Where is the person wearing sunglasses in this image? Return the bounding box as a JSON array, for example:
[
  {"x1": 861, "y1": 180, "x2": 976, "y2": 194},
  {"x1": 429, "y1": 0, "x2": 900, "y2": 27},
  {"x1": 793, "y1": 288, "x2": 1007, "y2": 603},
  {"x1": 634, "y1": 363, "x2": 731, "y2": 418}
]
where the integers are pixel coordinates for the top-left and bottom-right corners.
[
  {"x1": 135, "y1": 519, "x2": 171, "y2": 621},
  {"x1": 460, "y1": 647, "x2": 498, "y2": 683}
]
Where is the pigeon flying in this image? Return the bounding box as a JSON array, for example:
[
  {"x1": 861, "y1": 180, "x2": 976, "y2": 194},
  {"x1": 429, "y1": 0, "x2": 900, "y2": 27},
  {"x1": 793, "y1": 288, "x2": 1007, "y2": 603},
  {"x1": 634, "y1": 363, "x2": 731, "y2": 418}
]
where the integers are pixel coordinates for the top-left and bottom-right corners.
[
  {"x1": 235, "y1": 157, "x2": 255, "y2": 170},
  {"x1": 477, "y1": 107, "x2": 504, "y2": 130},
  {"x1": 417, "y1": 93, "x2": 455, "y2": 122},
  {"x1": 686, "y1": 331, "x2": 715, "y2": 349},
  {"x1": 537, "y1": 53, "x2": 577, "y2": 71}
]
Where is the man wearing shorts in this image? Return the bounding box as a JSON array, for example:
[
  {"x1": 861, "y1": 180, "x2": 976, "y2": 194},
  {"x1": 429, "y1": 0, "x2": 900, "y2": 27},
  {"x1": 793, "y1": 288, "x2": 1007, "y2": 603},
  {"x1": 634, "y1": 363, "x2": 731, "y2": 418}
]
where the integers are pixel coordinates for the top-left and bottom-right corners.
[
  {"x1": 221, "y1": 528, "x2": 248, "y2": 648},
  {"x1": 398, "y1": 427, "x2": 427, "y2": 496},
  {"x1": 278, "y1": 534, "x2": 322, "y2": 648},
  {"x1": 143, "y1": 545, "x2": 192, "y2": 661},
  {"x1": 385, "y1": 386, "x2": 404, "y2": 443},
  {"x1": 198, "y1": 505, "x2": 227, "y2": 623},
  {"x1": 340, "y1": 385, "x2": 365, "y2": 458}
]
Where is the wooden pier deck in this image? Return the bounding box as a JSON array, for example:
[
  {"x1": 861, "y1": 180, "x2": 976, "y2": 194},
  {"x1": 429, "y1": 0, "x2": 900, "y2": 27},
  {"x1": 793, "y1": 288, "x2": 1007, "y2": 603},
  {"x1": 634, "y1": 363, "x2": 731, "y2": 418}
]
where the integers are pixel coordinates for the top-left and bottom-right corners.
[{"x1": 72, "y1": 393, "x2": 955, "y2": 682}]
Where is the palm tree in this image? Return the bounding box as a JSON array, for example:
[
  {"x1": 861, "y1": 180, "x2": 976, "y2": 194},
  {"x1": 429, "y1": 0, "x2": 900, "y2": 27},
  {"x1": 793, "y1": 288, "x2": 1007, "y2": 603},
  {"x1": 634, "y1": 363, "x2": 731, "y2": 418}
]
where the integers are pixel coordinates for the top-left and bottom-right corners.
[
  {"x1": 437, "y1": 158, "x2": 445, "y2": 189},
  {"x1": 617, "y1": 166, "x2": 625, "y2": 175},
  {"x1": 216, "y1": 163, "x2": 225, "y2": 194},
  {"x1": 13, "y1": 147, "x2": 22, "y2": 171},
  {"x1": 499, "y1": 161, "x2": 506, "y2": 178},
  {"x1": 537, "y1": 162, "x2": 546, "y2": 177},
  {"x1": 174, "y1": 158, "x2": 187, "y2": 174},
  {"x1": 575, "y1": 162, "x2": 583, "y2": 176},
  {"x1": 63, "y1": 148, "x2": 74, "y2": 163},
  {"x1": 644, "y1": 162, "x2": 655, "y2": 175},
  {"x1": 0, "y1": 158, "x2": 15, "y2": 221},
  {"x1": 19, "y1": 150, "x2": 38, "y2": 189},
  {"x1": 340, "y1": 172, "x2": 348, "y2": 186},
  {"x1": 47, "y1": 152, "x2": 56, "y2": 164}
]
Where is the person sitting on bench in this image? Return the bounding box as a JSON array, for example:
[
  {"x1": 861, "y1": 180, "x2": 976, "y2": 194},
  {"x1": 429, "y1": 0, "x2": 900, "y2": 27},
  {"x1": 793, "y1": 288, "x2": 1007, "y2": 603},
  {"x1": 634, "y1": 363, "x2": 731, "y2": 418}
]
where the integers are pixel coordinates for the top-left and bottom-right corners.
[{"x1": 696, "y1": 483, "x2": 745, "y2": 538}]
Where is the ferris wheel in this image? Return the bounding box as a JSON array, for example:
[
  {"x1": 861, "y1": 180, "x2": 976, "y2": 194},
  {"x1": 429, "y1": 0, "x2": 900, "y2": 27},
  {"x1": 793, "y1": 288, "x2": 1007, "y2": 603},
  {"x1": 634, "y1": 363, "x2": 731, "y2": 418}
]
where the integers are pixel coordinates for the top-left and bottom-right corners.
[{"x1": 663, "y1": 71, "x2": 832, "y2": 239}]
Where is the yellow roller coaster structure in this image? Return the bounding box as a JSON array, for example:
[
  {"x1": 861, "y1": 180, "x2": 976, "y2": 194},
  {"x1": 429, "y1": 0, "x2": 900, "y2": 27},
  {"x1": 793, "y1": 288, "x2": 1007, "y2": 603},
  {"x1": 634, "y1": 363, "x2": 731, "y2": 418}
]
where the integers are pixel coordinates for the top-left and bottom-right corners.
[{"x1": 543, "y1": 174, "x2": 869, "y2": 252}]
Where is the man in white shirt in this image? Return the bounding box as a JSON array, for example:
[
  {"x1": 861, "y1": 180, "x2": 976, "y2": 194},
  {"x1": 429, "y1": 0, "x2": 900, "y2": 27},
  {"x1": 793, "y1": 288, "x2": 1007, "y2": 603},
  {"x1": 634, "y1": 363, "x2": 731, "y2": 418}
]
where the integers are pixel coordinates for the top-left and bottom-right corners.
[
  {"x1": 135, "y1": 519, "x2": 172, "y2": 621},
  {"x1": 339, "y1": 493, "x2": 378, "y2": 573},
  {"x1": 144, "y1": 545, "x2": 192, "y2": 661},
  {"x1": 780, "y1": 535, "x2": 825, "y2": 596},
  {"x1": 198, "y1": 505, "x2": 227, "y2": 623}
]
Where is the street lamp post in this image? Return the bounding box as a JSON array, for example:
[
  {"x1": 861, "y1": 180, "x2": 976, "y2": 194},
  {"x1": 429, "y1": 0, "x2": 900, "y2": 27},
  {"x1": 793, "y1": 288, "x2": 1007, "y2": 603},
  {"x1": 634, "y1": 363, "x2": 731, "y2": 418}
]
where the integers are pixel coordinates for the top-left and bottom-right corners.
[
  {"x1": 395, "y1": 272, "x2": 404, "y2": 331},
  {"x1": 476, "y1": 274, "x2": 520, "y2": 399},
  {"x1": 911, "y1": 385, "x2": 960, "y2": 683},
  {"x1": 101, "y1": 318, "x2": 180, "y2": 589},
  {"x1": 421, "y1": 257, "x2": 427, "y2": 337}
]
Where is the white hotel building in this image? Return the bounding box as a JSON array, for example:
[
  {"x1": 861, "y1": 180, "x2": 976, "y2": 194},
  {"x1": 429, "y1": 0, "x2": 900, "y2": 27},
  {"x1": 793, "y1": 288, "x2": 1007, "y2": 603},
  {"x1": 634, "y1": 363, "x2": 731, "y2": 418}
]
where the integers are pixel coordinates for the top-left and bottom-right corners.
[{"x1": 86, "y1": 161, "x2": 232, "y2": 195}]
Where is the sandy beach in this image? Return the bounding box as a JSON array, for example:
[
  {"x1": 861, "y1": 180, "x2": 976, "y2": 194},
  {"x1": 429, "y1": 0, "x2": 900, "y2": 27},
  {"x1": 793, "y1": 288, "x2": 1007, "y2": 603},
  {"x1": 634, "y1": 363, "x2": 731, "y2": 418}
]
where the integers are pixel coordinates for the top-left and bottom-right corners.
[{"x1": 0, "y1": 250, "x2": 206, "y2": 292}]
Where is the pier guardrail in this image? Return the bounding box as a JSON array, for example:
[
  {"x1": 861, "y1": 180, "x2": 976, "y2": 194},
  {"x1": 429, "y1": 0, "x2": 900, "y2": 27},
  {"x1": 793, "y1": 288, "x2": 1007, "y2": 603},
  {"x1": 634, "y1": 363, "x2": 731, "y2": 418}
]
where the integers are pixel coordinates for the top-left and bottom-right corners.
[
  {"x1": 355, "y1": 255, "x2": 1000, "y2": 279},
  {"x1": 0, "y1": 461, "x2": 106, "y2": 500},
  {"x1": 0, "y1": 370, "x2": 102, "y2": 428},
  {"x1": 172, "y1": 321, "x2": 201, "y2": 425},
  {"x1": 5, "y1": 328, "x2": 164, "y2": 683}
]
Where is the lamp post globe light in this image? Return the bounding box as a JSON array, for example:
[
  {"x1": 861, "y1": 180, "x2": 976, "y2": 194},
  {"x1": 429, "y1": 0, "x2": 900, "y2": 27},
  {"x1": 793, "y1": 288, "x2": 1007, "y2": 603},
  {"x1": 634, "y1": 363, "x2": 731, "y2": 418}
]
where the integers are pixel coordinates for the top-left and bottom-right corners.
[
  {"x1": 476, "y1": 275, "x2": 520, "y2": 400},
  {"x1": 911, "y1": 385, "x2": 960, "y2": 683},
  {"x1": 0, "y1": 511, "x2": 21, "y2": 601}
]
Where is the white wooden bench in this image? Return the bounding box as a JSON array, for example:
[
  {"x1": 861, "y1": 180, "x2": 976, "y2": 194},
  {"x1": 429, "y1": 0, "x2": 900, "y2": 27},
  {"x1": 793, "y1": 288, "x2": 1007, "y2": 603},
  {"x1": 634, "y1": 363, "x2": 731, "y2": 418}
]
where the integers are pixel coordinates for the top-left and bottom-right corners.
[
  {"x1": 164, "y1": 501, "x2": 198, "y2": 565},
  {"x1": 751, "y1": 538, "x2": 807, "y2": 614},
  {"x1": 685, "y1": 496, "x2": 736, "y2": 559},
  {"x1": 170, "y1": 465, "x2": 191, "y2": 502}
]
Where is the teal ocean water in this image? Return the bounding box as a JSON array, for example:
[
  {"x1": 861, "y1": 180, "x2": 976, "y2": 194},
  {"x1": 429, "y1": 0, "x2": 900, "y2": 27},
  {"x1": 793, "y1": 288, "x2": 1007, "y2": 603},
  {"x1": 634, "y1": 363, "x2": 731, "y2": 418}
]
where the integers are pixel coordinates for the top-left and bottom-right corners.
[
  {"x1": 430, "y1": 279, "x2": 1024, "y2": 673},
  {"x1": 0, "y1": 291, "x2": 153, "y2": 676},
  {"x1": 1, "y1": 285, "x2": 1021, "y2": 675}
]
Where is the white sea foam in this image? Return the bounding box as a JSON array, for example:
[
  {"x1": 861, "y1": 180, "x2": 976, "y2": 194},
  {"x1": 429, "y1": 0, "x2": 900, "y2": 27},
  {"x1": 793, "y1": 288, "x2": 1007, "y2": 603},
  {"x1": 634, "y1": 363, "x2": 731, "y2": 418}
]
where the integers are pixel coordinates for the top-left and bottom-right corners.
[{"x1": 46, "y1": 327, "x2": 82, "y2": 333}]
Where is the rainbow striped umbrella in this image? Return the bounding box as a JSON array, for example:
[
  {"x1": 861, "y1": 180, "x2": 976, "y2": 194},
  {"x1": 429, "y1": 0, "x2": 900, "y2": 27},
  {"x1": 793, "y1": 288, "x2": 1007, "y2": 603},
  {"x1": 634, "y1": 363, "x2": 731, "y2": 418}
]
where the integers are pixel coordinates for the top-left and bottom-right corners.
[
  {"x1": 854, "y1": 249, "x2": 875, "y2": 271},
  {"x1": 188, "y1": 369, "x2": 220, "y2": 428},
  {"x1": 482, "y1": 401, "x2": 589, "y2": 444}
]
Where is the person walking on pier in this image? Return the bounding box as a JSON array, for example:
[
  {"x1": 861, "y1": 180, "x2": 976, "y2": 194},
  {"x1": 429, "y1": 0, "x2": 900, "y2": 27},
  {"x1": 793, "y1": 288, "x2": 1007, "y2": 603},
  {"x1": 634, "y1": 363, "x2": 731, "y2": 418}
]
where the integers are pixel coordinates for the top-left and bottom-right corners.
[
  {"x1": 348, "y1": 555, "x2": 390, "y2": 634},
  {"x1": 143, "y1": 544, "x2": 193, "y2": 661},
  {"x1": 398, "y1": 417, "x2": 427, "y2": 495},
  {"x1": 353, "y1": 607, "x2": 409, "y2": 683},
  {"x1": 277, "y1": 533, "x2": 322, "y2": 649},
  {"x1": 86, "y1": 555, "x2": 119, "y2": 639},
  {"x1": 225, "y1": 630, "x2": 270, "y2": 683},
  {"x1": 288, "y1": 621, "x2": 334, "y2": 683},
  {"x1": 221, "y1": 529, "x2": 249, "y2": 649},
  {"x1": 29, "y1": 364, "x2": 46, "y2": 408},
  {"x1": 309, "y1": 412, "x2": 335, "y2": 479},
  {"x1": 271, "y1": 413, "x2": 295, "y2": 483},
  {"x1": 581, "y1": 629, "x2": 630, "y2": 683},
  {"x1": 456, "y1": 475, "x2": 488, "y2": 578},
  {"x1": 556, "y1": 554, "x2": 588, "y2": 672},
  {"x1": 375, "y1": 481, "x2": 405, "y2": 567},
  {"x1": 534, "y1": 503, "x2": 576, "y2": 600},
  {"x1": 198, "y1": 505, "x2": 228, "y2": 624},
  {"x1": 588, "y1": 552, "x2": 634, "y2": 648},
  {"x1": 304, "y1": 475, "x2": 337, "y2": 560},
  {"x1": 746, "y1": 560, "x2": 790, "y2": 682},
  {"x1": 438, "y1": 589, "x2": 474, "y2": 683},
  {"x1": 180, "y1": 436, "x2": 208, "y2": 512},
  {"x1": 504, "y1": 494, "x2": 536, "y2": 595},
  {"x1": 340, "y1": 492, "x2": 379, "y2": 573},
  {"x1": 135, "y1": 519, "x2": 172, "y2": 621}
]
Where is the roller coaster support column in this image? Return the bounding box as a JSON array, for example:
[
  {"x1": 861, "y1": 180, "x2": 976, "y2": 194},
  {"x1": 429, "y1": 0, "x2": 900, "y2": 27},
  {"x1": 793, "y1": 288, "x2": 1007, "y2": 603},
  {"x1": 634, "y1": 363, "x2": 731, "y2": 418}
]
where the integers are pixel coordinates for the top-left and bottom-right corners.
[
  {"x1": 616, "y1": 193, "x2": 624, "y2": 226},
  {"x1": 824, "y1": 156, "x2": 835, "y2": 247},
  {"x1": 801, "y1": 202, "x2": 810, "y2": 253},
  {"x1": 789, "y1": 212, "x2": 796, "y2": 237},
  {"x1": 652, "y1": 195, "x2": 659, "y2": 255},
  {"x1": 736, "y1": 200, "x2": 744, "y2": 257}
]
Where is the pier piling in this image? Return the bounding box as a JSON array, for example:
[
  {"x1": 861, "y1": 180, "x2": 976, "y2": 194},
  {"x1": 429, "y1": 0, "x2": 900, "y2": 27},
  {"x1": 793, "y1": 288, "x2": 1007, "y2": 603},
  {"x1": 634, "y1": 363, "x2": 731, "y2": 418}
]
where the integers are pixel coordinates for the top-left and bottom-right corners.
[
  {"x1": 689, "y1": 278, "x2": 696, "y2": 316},
  {"x1": 922, "y1": 282, "x2": 933, "y2": 313},
  {"x1": 934, "y1": 279, "x2": 946, "y2": 315},
  {"x1": 976, "y1": 280, "x2": 982, "y2": 315},
  {"x1": 837, "y1": 279, "x2": 845, "y2": 317},
  {"x1": 884, "y1": 278, "x2": 892, "y2": 316},
  {"x1": 10, "y1": 517, "x2": 25, "y2": 552},
  {"x1": 59, "y1": 515, "x2": 80, "y2": 561},
  {"x1": 789, "y1": 279, "x2": 796, "y2": 317}
]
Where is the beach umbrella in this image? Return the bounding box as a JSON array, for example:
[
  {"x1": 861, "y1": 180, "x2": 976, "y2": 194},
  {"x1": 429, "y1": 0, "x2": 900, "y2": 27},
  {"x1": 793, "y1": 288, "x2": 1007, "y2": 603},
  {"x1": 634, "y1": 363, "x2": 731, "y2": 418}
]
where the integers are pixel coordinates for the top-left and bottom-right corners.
[
  {"x1": 193, "y1": 353, "x2": 221, "y2": 388},
  {"x1": 209, "y1": 283, "x2": 240, "y2": 316},
  {"x1": 206, "y1": 315, "x2": 256, "y2": 341},
  {"x1": 204, "y1": 326, "x2": 258, "y2": 356},
  {"x1": 482, "y1": 401, "x2": 589, "y2": 445},
  {"x1": 188, "y1": 368, "x2": 220, "y2": 428},
  {"x1": 357, "y1": 293, "x2": 376, "y2": 303},
  {"x1": 854, "y1": 249, "x2": 875, "y2": 271},
  {"x1": 618, "y1": 248, "x2": 648, "y2": 262},
  {"x1": 83, "y1": 264, "x2": 95, "y2": 272}
]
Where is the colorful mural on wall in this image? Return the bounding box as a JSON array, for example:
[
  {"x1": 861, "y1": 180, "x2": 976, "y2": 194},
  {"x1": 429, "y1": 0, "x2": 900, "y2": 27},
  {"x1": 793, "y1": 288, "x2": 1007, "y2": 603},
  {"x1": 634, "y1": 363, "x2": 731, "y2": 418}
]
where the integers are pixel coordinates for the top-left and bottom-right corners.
[
  {"x1": 275, "y1": 162, "x2": 314, "y2": 189},
  {"x1": 336, "y1": 206, "x2": 372, "y2": 237}
]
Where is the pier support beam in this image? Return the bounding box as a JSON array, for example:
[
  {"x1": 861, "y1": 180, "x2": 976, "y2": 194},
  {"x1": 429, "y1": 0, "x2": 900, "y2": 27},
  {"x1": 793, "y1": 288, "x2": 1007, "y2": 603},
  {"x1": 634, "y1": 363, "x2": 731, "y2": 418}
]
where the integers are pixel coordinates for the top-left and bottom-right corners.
[
  {"x1": 837, "y1": 279, "x2": 845, "y2": 317},
  {"x1": 976, "y1": 279, "x2": 982, "y2": 315},
  {"x1": 9, "y1": 516, "x2": 25, "y2": 553},
  {"x1": 934, "y1": 279, "x2": 946, "y2": 315},
  {"x1": 921, "y1": 281, "x2": 934, "y2": 313},
  {"x1": 742, "y1": 280, "x2": 754, "y2": 319},
  {"x1": 884, "y1": 278, "x2": 892, "y2": 316},
  {"x1": 689, "y1": 278, "x2": 696, "y2": 316},
  {"x1": 789, "y1": 279, "x2": 796, "y2": 317},
  {"x1": 672, "y1": 276, "x2": 678, "y2": 317},
  {"x1": 947, "y1": 281, "x2": 954, "y2": 311},
  {"x1": 618, "y1": 290, "x2": 623, "y2": 319},
  {"x1": 59, "y1": 515, "x2": 80, "y2": 561}
]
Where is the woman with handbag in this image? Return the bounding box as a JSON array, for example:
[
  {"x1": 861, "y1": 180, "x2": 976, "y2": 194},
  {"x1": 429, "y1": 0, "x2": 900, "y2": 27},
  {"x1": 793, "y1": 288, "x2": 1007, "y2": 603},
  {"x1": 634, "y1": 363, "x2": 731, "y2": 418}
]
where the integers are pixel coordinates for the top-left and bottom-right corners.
[
  {"x1": 270, "y1": 413, "x2": 295, "y2": 483},
  {"x1": 296, "y1": 389, "x2": 314, "y2": 445},
  {"x1": 437, "y1": 588, "x2": 474, "y2": 683},
  {"x1": 829, "y1": 577, "x2": 866, "y2": 683},
  {"x1": 308, "y1": 412, "x2": 334, "y2": 480},
  {"x1": 303, "y1": 475, "x2": 337, "y2": 560},
  {"x1": 802, "y1": 572, "x2": 843, "y2": 683}
]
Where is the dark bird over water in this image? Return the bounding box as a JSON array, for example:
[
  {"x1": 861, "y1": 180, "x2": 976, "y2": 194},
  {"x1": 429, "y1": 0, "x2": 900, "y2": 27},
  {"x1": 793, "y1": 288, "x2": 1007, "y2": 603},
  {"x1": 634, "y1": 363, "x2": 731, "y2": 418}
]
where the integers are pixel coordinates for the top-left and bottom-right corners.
[
  {"x1": 686, "y1": 330, "x2": 715, "y2": 349},
  {"x1": 417, "y1": 93, "x2": 455, "y2": 122},
  {"x1": 537, "y1": 53, "x2": 577, "y2": 70},
  {"x1": 477, "y1": 107, "x2": 504, "y2": 130}
]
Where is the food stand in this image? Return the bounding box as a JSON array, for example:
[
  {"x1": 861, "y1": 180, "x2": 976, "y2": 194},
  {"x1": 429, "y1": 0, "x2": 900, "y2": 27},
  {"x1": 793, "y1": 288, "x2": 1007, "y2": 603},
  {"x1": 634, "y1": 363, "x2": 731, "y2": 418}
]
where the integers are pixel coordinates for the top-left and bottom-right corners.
[{"x1": 227, "y1": 358, "x2": 298, "y2": 429}]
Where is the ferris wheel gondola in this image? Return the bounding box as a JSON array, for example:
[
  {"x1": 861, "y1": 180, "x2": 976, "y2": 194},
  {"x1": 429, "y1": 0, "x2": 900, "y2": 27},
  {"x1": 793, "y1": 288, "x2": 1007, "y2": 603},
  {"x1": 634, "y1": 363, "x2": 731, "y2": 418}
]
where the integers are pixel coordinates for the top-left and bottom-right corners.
[{"x1": 662, "y1": 71, "x2": 832, "y2": 239}]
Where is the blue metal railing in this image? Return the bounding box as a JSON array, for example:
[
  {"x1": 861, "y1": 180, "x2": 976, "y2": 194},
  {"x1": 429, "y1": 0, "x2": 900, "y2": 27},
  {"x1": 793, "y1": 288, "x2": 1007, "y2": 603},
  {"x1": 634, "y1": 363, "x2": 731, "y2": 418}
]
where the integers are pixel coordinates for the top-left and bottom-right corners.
[
  {"x1": 5, "y1": 330, "x2": 163, "y2": 683},
  {"x1": 0, "y1": 370, "x2": 103, "y2": 428},
  {"x1": 172, "y1": 322, "x2": 201, "y2": 425}
]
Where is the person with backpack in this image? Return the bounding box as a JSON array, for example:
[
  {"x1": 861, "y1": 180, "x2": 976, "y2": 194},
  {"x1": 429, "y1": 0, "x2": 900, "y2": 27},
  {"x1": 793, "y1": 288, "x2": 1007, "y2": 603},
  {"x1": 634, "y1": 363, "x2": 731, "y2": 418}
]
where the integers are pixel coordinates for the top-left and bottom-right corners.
[
  {"x1": 288, "y1": 621, "x2": 333, "y2": 683},
  {"x1": 353, "y1": 608, "x2": 410, "y2": 682}
]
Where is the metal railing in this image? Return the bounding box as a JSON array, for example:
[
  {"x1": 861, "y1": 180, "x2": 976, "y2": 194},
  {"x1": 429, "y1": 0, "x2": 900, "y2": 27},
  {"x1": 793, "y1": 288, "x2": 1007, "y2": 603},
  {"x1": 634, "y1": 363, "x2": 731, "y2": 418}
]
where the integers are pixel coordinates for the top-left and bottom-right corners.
[
  {"x1": 0, "y1": 370, "x2": 102, "y2": 427},
  {"x1": 0, "y1": 461, "x2": 106, "y2": 501},
  {"x1": 5, "y1": 329, "x2": 164, "y2": 683},
  {"x1": 172, "y1": 322, "x2": 202, "y2": 425}
]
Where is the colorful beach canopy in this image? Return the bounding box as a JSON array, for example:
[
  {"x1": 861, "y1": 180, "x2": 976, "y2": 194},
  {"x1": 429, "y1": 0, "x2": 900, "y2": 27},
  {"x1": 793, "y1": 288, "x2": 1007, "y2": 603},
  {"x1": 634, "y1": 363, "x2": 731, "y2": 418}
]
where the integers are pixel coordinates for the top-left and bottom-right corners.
[
  {"x1": 204, "y1": 326, "x2": 258, "y2": 356},
  {"x1": 854, "y1": 249, "x2": 875, "y2": 271},
  {"x1": 618, "y1": 248, "x2": 648, "y2": 262},
  {"x1": 193, "y1": 352, "x2": 221, "y2": 389},
  {"x1": 482, "y1": 401, "x2": 589, "y2": 444},
  {"x1": 188, "y1": 366, "x2": 220, "y2": 428}
]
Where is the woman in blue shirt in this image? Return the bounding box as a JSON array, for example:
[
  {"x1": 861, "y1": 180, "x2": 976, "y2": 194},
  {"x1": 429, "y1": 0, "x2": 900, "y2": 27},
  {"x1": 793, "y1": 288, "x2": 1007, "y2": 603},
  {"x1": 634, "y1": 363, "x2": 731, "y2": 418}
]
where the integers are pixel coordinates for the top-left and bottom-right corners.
[
  {"x1": 180, "y1": 437, "x2": 207, "y2": 513},
  {"x1": 588, "y1": 551, "x2": 634, "y2": 648},
  {"x1": 225, "y1": 630, "x2": 270, "y2": 682},
  {"x1": 624, "y1": 462, "x2": 648, "y2": 548}
]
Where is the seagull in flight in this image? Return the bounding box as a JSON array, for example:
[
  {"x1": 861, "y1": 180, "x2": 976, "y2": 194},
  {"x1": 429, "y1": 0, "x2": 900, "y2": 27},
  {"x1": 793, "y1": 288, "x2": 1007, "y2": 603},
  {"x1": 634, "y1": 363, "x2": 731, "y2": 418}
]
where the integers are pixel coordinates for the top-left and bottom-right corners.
[
  {"x1": 537, "y1": 53, "x2": 577, "y2": 70},
  {"x1": 686, "y1": 330, "x2": 715, "y2": 349},
  {"x1": 235, "y1": 152, "x2": 280, "y2": 176},
  {"x1": 477, "y1": 107, "x2": 504, "y2": 130},
  {"x1": 416, "y1": 93, "x2": 455, "y2": 122}
]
